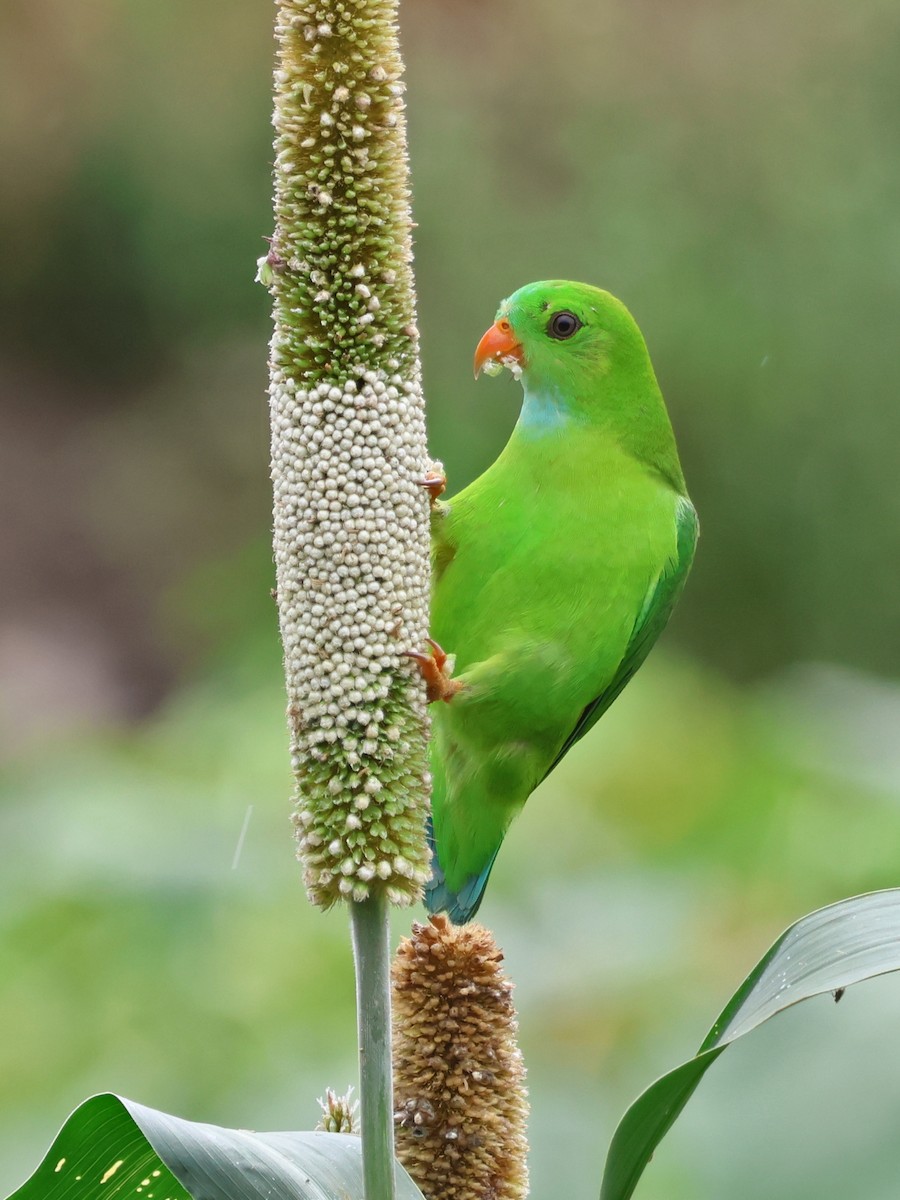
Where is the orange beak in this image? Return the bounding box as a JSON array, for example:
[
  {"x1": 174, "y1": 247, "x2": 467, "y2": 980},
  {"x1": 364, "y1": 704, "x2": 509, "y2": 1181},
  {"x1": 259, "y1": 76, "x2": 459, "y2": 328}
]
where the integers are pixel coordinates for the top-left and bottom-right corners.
[{"x1": 473, "y1": 318, "x2": 523, "y2": 379}]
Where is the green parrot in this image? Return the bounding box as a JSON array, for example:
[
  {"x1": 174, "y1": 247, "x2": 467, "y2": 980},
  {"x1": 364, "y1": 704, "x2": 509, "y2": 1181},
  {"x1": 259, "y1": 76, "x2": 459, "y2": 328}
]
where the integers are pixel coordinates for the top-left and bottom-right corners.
[{"x1": 414, "y1": 280, "x2": 697, "y2": 924}]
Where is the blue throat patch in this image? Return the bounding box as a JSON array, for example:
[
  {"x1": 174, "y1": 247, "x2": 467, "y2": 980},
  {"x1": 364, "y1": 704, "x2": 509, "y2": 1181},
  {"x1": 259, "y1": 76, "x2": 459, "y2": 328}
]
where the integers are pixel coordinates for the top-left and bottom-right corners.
[{"x1": 517, "y1": 384, "x2": 573, "y2": 435}]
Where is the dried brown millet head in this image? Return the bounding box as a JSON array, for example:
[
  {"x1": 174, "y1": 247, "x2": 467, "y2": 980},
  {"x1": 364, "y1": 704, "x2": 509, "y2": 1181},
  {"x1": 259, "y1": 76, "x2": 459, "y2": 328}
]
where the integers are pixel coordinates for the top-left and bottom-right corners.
[{"x1": 392, "y1": 916, "x2": 529, "y2": 1200}]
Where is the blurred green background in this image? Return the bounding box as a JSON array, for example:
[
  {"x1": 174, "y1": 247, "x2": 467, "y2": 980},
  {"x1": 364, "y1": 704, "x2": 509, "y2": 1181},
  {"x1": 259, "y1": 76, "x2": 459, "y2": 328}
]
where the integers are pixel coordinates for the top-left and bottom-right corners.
[{"x1": 3, "y1": 0, "x2": 900, "y2": 1196}]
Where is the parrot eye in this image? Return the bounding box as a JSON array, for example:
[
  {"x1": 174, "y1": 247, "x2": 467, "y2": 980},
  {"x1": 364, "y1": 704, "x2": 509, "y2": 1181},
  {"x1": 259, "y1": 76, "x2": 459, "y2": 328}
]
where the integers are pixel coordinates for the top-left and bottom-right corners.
[{"x1": 547, "y1": 310, "x2": 582, "y2": 340}]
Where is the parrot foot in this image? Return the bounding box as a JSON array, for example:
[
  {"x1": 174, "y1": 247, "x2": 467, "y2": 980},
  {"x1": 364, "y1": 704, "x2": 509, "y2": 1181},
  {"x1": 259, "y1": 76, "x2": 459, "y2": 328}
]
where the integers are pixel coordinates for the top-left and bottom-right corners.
[
  {"x1": 415, "y1": 462, "x2": 446, "y2": 505},
  {"x1": 405, "y1": 637, "x2": 463, "y2": 704}
]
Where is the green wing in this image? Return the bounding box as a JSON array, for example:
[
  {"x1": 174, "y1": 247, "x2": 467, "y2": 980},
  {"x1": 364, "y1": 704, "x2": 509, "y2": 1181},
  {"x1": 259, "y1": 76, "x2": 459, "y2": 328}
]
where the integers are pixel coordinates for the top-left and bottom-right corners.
[{"x1": 540, "y1": 496, "x2": 698, "y2": 783}]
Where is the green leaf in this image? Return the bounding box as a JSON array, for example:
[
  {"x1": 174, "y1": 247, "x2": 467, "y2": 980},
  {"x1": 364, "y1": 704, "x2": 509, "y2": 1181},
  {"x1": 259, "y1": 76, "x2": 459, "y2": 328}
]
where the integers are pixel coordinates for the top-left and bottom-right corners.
[
  {"x1": 600, "y1": 888, "x2": 900, "y2": 1200},
  {"x1": 7, "y1": 1093, "x2": 426, "y2": 1200}
]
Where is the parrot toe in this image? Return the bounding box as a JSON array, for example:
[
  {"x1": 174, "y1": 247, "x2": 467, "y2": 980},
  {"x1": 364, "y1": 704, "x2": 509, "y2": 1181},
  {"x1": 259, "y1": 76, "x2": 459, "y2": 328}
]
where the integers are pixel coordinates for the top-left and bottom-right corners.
[
  {"x1": 405, "y1": 637, "x2": 464, "y2": 704},
  {"x1": 415, "y1": 465, "x2": 447, "y2": 505}
]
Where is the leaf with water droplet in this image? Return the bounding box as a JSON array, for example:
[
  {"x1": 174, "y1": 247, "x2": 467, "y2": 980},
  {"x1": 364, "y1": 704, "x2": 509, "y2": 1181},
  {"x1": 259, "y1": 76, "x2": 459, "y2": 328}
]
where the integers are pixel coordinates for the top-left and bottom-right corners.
[{"x1": 600, "y1": 890, "x2": 900, "y2": 1200}]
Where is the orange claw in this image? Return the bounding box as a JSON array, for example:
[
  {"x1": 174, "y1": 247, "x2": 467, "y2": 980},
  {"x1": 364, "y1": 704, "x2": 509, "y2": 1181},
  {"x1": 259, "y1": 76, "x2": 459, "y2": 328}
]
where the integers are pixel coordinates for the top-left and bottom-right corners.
[
  {"x1": 405, "y1": 637, "x2": 463, "y2": 704},
  {"x1": 416, "y1": 470, "x2": 447, "y2": 505}
]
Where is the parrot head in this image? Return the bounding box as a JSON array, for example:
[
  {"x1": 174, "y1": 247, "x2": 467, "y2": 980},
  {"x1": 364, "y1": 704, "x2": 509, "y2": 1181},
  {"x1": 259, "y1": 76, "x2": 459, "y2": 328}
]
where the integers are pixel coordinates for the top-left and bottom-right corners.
[{"x1": 473, "y1": 279, "x2": 651, "y2": 398}]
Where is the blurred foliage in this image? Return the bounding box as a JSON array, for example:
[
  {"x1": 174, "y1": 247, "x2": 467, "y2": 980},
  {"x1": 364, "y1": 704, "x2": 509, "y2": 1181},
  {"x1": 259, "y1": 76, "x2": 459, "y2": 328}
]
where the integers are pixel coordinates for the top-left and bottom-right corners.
[
  {"x1": 3, "y1": 0, "x2": 900, "y2": 1196},
  {"x1": 4, "y1": 644, "x2": 900, "y2": 1198}
]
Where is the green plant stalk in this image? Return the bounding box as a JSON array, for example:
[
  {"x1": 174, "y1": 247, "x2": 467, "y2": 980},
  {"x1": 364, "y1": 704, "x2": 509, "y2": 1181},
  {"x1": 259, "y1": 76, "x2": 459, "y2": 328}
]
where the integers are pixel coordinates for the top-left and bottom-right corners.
[{"x1": 351, "y1": 893, "x2": 396, "y2": 1200}]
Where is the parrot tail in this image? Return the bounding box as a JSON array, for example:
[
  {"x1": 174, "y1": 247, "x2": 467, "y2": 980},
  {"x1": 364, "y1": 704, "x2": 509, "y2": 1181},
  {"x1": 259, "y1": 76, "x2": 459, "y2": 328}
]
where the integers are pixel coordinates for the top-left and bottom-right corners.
[{"x1": 424, "y1": 815, "x2": 499, "y2": 925}]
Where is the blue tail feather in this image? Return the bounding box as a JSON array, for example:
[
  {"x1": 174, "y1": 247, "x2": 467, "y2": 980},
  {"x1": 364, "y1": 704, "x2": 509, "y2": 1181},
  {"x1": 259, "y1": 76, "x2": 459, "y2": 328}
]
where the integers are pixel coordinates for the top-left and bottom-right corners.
[{"x1": 424, "y1": 814, "x2": 499, "y2": 925}]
